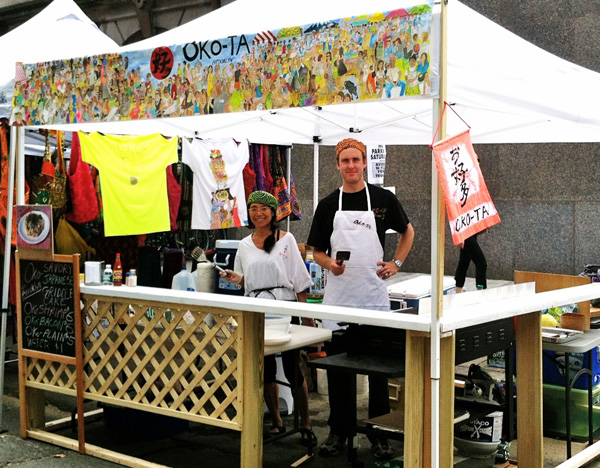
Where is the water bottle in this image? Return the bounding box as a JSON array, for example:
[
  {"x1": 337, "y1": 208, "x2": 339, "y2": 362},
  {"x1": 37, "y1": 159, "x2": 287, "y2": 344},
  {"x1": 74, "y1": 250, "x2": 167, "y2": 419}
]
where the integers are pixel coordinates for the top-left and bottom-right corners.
[
  {"x1": 102, "y1": 264, "x2": 113, "y2": 285},
  {"x1": 171, "y1": 266, "x2": 195, "y2": 291},
  {"x1": 309, "y1": 261, "x2": 324, "y2": 297}
]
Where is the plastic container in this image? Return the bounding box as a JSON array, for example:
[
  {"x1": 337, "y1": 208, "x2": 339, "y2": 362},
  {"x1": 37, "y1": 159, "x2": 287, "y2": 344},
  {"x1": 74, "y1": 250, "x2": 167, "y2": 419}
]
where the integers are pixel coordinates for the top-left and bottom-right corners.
[
  {"x1": 543, "y1": 383, "x2": 600, "y2": 439},
  {"x1": 308, "y1": 261, "x2": 325, "y2": 298},
  {"x1": 543, "y1": 347, "x2": 600, "y2": 389},
  {"x1": 85, "y1": 261, "x2": 104, "y2": 285},
  {"x1": 126, "y1": 269, "x2": 137, "y2": 287},
  {"x1": 102, "y1": 264, "x2": 113, "y2": 285},
  {"x1": 171, "y1": 267, "x2": 195, "y2": 291},
  {"x1": 264, "y1": 315, "x2": 291, "y2": 345}
]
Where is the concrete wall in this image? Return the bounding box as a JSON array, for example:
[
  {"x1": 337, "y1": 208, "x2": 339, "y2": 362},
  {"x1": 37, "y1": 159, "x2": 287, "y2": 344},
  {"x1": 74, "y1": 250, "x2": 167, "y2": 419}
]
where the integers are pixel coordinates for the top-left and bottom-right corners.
[{"x1": 246, "y1": 1, "x2": 600, "y2": 282}]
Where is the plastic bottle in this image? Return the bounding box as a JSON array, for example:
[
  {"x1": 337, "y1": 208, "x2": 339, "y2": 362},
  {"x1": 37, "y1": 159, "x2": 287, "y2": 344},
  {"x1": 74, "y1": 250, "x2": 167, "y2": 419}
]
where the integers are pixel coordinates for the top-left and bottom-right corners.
[
  {"x1": 113, "y1": 253, "x2": 123, "y2": 286},
  {"x1": 126, "y1": 269, "x2": 137, "y2": 287},
  {"x1": 102, "y1": 264, "x2": 113, "y2": 285},
  {"x1": 171, "y1": 266, "x2": 195, "y2": 291}
]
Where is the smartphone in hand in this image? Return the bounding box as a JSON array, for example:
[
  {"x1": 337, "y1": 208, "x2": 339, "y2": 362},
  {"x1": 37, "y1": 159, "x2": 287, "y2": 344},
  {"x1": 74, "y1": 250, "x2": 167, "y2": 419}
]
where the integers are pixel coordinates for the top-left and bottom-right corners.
[{"x1": 335, "y1": 251, "x2": 351, "y2": 265}]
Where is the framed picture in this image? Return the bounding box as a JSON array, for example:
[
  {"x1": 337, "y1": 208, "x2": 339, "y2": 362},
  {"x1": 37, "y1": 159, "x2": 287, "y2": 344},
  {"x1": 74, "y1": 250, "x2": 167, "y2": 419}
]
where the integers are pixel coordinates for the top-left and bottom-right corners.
[{"x1": 16, "y1": 205, "x2": 53, "y2": 259}]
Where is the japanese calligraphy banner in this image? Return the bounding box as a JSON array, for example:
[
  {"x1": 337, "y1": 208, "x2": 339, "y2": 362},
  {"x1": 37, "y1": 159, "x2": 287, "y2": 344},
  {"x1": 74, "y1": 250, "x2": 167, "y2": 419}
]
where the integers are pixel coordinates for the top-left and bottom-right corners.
[
  {"x1": 14, "y1": 2, "x2": 434, "y2": 126},
  {"x1": 432, "y1": 129, "x2": 500, "y2": 245}
]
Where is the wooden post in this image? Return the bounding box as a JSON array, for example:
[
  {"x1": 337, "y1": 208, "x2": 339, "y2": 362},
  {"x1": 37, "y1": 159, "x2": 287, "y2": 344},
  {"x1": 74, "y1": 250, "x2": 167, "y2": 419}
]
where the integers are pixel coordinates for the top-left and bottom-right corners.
[
  {"x1": 439, "y1": 334, "x2": 455, "y2": 468},
  {"x1": 404, "y1": 330, "x2": 427, "y2": 468},
  {"x1": 240, "y1": 311, "x2": 264, "y2": 468},
  {"x1": 516, "y1": 311, "x2": 543, "y2": 467}
]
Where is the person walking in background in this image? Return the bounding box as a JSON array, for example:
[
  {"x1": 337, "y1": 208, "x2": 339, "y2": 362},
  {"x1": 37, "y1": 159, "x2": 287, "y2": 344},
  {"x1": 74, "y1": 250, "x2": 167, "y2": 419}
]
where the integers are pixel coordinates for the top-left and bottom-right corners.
[{"x1": 454, "y1": 233, "x2": 487, "y2": 292}]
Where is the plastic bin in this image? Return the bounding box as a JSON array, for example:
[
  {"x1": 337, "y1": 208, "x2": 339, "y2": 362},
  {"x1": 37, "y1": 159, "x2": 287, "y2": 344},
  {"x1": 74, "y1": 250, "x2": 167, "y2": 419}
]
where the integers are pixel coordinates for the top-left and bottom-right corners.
[
  {"x1": 264, "y1": 315, "x2": 291, "y2": 345},
  {"x1": 543, "y1": 347, "x2": 600, "y2": 390},
  {"x1": 543, "y1": 383, "x2": 600, "y2": 439}
]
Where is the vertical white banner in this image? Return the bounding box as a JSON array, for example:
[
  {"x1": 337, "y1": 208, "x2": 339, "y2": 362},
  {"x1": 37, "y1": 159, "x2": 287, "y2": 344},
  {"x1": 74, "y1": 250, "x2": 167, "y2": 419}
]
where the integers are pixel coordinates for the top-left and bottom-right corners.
[{"x1": 366, "y1": 144, "x2": 387, "y2": 186}]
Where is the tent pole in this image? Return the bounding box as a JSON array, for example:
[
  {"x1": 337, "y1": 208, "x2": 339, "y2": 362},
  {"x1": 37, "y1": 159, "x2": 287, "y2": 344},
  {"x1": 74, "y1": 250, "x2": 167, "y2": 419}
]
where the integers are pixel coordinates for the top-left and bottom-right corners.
[
  {"x1": 286, "y1": 146, "x2": 291, "y2": 232},
  {"x1": 313, "y1": 143, "x2": 319, "y2": 214},
  {"x1": 0, "y1": 125, "x2": 19, "y2": 432},
  {"x1": 431, "y1": 1, "x2": 449, "y2": 468}
]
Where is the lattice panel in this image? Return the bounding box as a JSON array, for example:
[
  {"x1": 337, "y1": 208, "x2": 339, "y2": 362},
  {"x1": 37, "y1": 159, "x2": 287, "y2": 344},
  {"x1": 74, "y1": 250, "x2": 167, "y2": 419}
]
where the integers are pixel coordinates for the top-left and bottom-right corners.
[
  {"x1": 24, "y1": 358, "x2": 77, "y2": 392},
  {"x1": 78, "y1": 295, "x2": 243, "y2": 427}
]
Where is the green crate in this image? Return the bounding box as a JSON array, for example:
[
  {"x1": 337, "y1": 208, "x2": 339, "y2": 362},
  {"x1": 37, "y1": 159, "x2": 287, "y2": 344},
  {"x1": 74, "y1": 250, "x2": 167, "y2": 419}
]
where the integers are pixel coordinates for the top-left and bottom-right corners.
[{"x1": 543, "y1": 383, "x2": 600, "y2": 439}]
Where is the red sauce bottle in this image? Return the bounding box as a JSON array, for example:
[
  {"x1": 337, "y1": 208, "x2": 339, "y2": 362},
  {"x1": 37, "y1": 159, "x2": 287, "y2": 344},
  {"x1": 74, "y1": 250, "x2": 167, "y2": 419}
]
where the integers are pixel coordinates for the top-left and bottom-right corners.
[{"x1": 113, "y1": 253, "x2": 123, "y2": 286}]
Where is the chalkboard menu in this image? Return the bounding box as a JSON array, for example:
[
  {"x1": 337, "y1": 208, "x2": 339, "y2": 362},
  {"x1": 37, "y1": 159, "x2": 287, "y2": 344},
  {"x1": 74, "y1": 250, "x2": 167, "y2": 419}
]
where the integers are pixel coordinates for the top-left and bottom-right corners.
[{"x1": 19, "y1": 259, "x2": 76, "y2": 357}]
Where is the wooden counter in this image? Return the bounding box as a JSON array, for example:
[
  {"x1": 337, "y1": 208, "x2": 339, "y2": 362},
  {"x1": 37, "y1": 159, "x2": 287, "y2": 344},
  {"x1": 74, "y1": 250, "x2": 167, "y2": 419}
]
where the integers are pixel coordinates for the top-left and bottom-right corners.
[{"x1": 17, "y1": 282, "x2": 600, "y2": 468}]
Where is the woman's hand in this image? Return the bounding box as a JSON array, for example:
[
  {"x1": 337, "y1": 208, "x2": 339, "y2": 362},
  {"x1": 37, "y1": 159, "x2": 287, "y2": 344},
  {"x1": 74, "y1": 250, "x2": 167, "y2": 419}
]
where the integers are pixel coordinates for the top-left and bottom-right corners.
[{"x1": 221, "y1": 269, "x2": 242, "y2": 285}]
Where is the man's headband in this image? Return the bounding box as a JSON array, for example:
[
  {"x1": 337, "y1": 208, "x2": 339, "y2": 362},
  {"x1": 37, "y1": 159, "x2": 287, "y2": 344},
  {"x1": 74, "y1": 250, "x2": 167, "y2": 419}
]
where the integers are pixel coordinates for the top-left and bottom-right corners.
[{"x1": 335, "y1": 138, "x2": 366, "y2": 158}]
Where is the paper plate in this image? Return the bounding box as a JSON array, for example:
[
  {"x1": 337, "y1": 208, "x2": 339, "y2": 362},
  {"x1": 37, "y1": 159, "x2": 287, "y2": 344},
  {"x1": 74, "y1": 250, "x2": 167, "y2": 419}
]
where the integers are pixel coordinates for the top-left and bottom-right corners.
[
  {"x1": 265, "y1": 335, "x2": 292, "y2": 346},
  {"x1": 18, "y1": 210, "x2": 50, "y2": 245}
]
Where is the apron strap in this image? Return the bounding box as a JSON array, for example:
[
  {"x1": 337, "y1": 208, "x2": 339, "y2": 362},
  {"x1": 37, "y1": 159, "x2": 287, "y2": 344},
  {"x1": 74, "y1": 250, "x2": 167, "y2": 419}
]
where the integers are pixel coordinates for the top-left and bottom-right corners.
[{"x1": 338, "y1": 185, "x2": 371, "y2": 211}]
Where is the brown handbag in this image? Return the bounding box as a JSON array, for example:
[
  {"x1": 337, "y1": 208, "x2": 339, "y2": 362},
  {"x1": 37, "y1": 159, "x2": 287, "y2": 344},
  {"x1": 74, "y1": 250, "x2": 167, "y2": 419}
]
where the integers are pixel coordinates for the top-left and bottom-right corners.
[{"x1": 38, "y1": 131, "x2": 67, "y2": 211}]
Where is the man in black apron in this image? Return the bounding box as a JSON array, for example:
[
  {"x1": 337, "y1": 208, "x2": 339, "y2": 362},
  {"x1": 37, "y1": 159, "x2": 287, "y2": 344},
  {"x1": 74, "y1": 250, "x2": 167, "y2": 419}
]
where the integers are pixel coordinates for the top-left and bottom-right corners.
[{"x1": 307, "y1": 138, "x2": 414, "y2": 460}]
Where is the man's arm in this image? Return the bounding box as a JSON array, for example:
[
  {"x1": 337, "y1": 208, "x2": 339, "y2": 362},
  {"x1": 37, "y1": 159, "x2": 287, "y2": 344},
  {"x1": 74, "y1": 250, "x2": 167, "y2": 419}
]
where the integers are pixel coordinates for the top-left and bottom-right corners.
[
  {"x1": 393, "y1": 222, "x2": 415, "y2": 265},
  {"x1": 313, "y1": 249, "x2": 345, "y2": 277},
  {"x1": 376, "y1": 222, "x2": 415, "y2": 278}
]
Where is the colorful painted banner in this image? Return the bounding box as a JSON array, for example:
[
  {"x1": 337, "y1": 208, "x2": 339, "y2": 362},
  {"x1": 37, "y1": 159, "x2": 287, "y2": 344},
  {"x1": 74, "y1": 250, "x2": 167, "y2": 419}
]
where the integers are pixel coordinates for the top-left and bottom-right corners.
[
  {"x1": 14, "y1": 2, "x2": 434, "y2": 126},
  {"x1": 432, "y1": 129, "x2": 500, "y2": 245}
]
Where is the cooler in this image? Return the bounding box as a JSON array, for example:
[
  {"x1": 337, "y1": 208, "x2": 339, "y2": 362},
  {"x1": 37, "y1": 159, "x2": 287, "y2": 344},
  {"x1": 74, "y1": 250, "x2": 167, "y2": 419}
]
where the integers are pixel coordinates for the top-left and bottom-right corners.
[
  {"x1": 543, "y1": 346, "x2": 600, "y2": 390},
  {"x1": 388, "y1": 274, "x2": 456, "y2": 310},
  {"x1": 213, "y1": 239, "x2": 244, "y2": 296}
]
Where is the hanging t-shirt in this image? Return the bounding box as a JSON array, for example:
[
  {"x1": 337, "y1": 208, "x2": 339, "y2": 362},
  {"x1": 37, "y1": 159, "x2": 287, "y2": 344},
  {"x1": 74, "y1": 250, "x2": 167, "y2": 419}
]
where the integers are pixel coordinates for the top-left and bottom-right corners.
[
  {"x1": 182, "y1": 138, "x2": 249, "y2": 230},
  {"x1": 80, "y1": 132, "x2": 178, "y2": 236}
]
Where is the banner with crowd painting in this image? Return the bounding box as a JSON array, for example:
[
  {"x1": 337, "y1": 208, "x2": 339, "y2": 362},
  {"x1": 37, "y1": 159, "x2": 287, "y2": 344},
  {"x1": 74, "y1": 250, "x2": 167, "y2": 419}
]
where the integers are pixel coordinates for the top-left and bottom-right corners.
[{"x1": 14, "y1": 2, "x2": 434, "y2": 126}]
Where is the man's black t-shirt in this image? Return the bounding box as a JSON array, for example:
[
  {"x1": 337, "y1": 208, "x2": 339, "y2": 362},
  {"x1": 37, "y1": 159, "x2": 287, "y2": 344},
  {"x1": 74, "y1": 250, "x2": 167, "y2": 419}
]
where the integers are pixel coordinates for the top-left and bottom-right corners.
[{"x1": 307, "y1": 184, "x2": 410, "y2": 254}]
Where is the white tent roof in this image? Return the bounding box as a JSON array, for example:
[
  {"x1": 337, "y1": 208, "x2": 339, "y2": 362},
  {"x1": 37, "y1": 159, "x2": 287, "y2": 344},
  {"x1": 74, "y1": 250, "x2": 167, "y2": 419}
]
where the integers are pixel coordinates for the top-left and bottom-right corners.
[
  {"x1": 0, "y1": 0, "x2": 120, "y2": 120},
  {"x1": 28, "y1": 0, "x2": 600, "y2": 145}
]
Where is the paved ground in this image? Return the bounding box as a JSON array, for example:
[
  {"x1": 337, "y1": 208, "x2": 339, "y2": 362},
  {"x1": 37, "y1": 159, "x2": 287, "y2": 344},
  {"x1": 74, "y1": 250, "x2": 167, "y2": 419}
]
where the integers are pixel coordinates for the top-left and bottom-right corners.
[{"x1": 0, "y1": 277, "x2": 595, "y2": 467}]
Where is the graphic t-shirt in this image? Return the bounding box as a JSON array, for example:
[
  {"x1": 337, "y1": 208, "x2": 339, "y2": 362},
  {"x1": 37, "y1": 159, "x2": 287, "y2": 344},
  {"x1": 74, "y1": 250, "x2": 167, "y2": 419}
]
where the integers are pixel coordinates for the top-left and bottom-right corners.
[
  {"x1": 80, "y1": 132, "x2": 178, "y2": 236},
  {"x1": 182, "y1": 138, "x2": 249, "y2": 230}
]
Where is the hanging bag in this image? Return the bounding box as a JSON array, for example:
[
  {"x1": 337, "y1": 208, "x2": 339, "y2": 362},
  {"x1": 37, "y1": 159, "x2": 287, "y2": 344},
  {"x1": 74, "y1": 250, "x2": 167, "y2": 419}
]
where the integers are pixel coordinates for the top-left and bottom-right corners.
[
  {"x1": 271, "y1": 146, "x2": 292, "y2": 221},
  {"x1": 55, "y1": 217, "x2": 96, "y2": 257},
  {"x1": 38, "y1": 131, "x2": 68, "y2": 212},
  {"x1": 36, "y1": 131, "x2": 54, "y2": 205},
  {"x1": 48, "y1": 131, "x2": 68, "y2": 210},
  {"x1": 65, "y1": 132, "x2": 99, "y2": 224}
]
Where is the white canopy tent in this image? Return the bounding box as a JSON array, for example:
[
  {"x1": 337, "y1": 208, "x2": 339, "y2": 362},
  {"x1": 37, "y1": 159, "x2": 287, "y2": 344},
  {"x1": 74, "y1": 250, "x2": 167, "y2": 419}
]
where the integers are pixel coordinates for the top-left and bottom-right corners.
[
  {"x1": 0, "y1": 0, "x2": 120, "y2": 432},
  {"x1": 5, "y1": 1, "x2": 600, "y2": 466},
  {"x1": 0, "y1": 0, "x2": 120, "y2": 120},
  {"x1": 36, "y1": 0, "x2": 600, "y2": 145}
]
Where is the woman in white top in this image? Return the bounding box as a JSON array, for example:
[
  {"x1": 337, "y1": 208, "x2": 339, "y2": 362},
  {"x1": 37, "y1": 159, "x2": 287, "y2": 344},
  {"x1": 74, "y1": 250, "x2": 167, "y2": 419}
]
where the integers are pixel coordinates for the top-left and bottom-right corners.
[{"x1": 221, "y1": 191, "x2": 316, "y2": 447}]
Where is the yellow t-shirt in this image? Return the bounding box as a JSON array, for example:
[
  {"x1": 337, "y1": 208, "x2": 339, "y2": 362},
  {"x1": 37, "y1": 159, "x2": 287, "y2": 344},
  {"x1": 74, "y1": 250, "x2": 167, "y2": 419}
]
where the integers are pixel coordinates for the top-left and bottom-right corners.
[{"x1": 80, "y1": 132, "x2": 178, "y2": 236}]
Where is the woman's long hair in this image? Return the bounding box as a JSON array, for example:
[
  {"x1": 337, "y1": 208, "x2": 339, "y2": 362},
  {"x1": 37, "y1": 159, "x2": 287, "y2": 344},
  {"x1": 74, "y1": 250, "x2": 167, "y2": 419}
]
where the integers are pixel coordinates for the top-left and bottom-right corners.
[{"x1": 247, "y1": 207, "x2": 279, "y2": 253}]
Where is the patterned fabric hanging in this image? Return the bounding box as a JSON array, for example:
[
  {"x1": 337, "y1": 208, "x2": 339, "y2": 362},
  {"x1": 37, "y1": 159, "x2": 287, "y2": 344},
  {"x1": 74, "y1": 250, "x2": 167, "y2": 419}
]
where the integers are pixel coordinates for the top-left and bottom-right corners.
[
  {"x1": 271, "y1": 145, "x2": 292, "y2": 221},
  {"x1": 0, "y1": 119, "x2": 29, "y2": 254}
]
